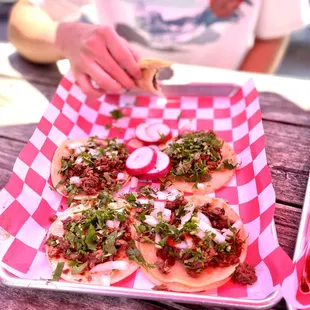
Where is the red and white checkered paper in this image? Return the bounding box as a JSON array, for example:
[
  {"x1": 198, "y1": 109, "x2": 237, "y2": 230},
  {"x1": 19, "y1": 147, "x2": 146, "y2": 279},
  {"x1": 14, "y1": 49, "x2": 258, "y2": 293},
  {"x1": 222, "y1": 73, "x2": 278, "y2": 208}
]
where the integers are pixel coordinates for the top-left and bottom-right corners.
[
  {"x1": 283, "y1": 205, "x2": 310, "y2": 309},
  {"x1": 0, "y1": 73, "x2": 294, "y2": 301}
]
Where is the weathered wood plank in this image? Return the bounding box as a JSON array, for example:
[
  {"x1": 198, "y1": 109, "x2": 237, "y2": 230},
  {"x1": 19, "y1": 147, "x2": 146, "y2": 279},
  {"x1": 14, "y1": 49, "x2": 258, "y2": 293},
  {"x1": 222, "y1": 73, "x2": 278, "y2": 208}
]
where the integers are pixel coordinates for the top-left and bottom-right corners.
[
  {"x1": 274, "y1": 203, "x2": 301, "y2": 258},
  {"x1": 0, "y1": 282, "x2": 168, "y2": 310},
  {"x1": 264, "y1": 120, "x2": 310, "y2": 206},
  {"x1": 0, "y1": 124, "x2": 36, "y2": 143},
  {"x1": 0, "y1": 42, "x2": 62, "y2": 86},
  {"x1": 260, "y1": 92, "x2": 310, "y2": 127}
]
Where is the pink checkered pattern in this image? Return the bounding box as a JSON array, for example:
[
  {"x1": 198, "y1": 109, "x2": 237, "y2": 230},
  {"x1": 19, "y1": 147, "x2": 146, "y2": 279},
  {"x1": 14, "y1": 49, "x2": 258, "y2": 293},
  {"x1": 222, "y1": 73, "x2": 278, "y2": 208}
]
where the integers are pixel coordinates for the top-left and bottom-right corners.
[{"x1": 0, "y1": 74, "x2": 294, "y2": 301}]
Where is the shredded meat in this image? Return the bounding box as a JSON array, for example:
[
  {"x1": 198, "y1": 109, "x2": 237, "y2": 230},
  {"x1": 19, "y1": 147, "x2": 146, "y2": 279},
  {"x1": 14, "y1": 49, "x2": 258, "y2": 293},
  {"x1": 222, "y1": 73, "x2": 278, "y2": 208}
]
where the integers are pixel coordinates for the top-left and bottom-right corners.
[
  {"x1": 200, "y1": 154, "x2": 221, "y2": 170},
  {"x1": 200, "y1": 203, "x2": 231, "y2": 229},
  {"x1": 233, "y1": 262, "x2": 257, "y2": 285},
  {"x1": 156, "y1": 258, "x2": 175, "y2": 275},
  {"x1": 165, "y1": 196, "x2": 188, "y2": 211},
  {"x1": 80, "y1": 174, "x2": 101, "y2": 195},
  {"x1": 185, "y1": 261, "x2": 204, "y2": 278},
  {"x1": 67, "y1": 164, "x2": 85, "y2": 178},
  {"x1": 83, "y1": 249, "x2": 105, "y2": 269},
  {"x1": 152, "y1": 284, "x2": 168, "y2": 291},
  {"x1": 156, "y1": 246, "x2": 175, "y2": 274}
]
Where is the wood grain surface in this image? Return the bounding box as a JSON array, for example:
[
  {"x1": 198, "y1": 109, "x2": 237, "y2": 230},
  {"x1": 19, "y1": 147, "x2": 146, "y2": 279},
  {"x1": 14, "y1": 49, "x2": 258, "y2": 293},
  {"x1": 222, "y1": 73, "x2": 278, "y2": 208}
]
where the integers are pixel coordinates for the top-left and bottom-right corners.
[{"x1": 0, "y1": 33, "x2": 310, "y2": 309}]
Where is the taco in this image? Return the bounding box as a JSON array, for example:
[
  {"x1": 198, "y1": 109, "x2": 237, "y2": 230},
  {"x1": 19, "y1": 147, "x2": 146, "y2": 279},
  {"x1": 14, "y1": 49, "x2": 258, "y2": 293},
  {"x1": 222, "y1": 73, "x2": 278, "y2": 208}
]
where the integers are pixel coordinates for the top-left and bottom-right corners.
[
  {"x1": 132, "y1": 195, "x2": 247, "y2": 292},
  {"x1": 51, "y1": 137, "x2": 130, "y2": 200},
  {"x1": 46, "y1": 196, "x2": 138, "y2": 285},
  {"x1": 163, "y1": 131, "x2": 237, "y2": 193},
  {"x1": 136, "y1": 58, "x2": 172, "y2": 95}
]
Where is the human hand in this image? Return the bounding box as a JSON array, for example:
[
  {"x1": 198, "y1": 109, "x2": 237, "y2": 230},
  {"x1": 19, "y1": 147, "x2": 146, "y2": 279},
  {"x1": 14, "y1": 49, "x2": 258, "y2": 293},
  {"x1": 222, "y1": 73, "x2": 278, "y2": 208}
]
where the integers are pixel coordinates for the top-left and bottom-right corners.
[{"x1": 56, "y1": 22, "x2": 141, "y2": 97}]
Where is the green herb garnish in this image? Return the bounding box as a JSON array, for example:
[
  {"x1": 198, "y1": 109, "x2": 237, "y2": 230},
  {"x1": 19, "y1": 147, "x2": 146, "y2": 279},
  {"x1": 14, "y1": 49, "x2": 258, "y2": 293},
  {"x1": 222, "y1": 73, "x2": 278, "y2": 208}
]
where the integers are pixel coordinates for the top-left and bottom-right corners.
[
  {"x1": 52, "y1": 262, "x2": 64, "y2": 281},
  {"x1": 110, "y1": 109, "x2": 124, "y2": 120},
  {"x1": 126, "y1": 241, "x2": 155, "y2": 269},
  {"x1": 71, "y1": 261, "x2": 88, "y2": 275},
  {"x1": 138, "y1": 185, "x2": 158, "y2": 199}
]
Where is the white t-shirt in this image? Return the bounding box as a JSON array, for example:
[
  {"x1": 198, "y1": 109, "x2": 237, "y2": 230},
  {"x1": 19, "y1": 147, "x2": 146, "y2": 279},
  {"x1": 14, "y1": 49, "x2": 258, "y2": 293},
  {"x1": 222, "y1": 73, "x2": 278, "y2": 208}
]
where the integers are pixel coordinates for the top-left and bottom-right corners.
[{"x1": 29, "y1": 0, "x2": 310, "y2": 70}]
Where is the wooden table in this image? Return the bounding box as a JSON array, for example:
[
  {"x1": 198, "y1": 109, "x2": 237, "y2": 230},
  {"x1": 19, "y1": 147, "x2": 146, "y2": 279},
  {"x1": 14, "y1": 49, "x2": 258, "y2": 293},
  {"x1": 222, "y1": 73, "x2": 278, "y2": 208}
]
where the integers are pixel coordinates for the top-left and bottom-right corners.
[{"x1": 1, "y1": 39, "x2": 310, "y2": 310}]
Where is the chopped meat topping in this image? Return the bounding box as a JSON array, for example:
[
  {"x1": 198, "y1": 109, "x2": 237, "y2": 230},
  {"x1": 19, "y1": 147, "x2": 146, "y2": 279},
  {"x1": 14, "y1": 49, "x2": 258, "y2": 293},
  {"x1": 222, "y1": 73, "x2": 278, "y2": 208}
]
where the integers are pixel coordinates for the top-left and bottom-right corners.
[
  {"x1": 165, "y1": 196, "x2": 188, "y2": 211},
  {"x1": 152, "y1": 284, "x2": 168, "y2": 291},
  {"x1": 58, "y1": 138, "x2": 128, "y2": 197},
  {"x1": 133, "y1": 194, "x2": 245, "y2": 279},
  {"x1": 46, "y1": 198, "x2": 133, "y2": 275},
  {"x1": 233, "y1": 262, "x2": 257, "y2": 285},
  {"x1": 200, "y1": 203, "x2": 232, "y2": 229}
]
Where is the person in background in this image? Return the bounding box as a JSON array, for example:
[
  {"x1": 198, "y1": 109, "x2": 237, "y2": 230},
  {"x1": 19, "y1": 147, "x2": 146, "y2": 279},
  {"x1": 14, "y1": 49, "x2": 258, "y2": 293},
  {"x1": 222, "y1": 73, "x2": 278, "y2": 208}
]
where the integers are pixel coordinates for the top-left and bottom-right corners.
[{"x1": 8, "y1": 0, "x2": 309, "y2": 97}]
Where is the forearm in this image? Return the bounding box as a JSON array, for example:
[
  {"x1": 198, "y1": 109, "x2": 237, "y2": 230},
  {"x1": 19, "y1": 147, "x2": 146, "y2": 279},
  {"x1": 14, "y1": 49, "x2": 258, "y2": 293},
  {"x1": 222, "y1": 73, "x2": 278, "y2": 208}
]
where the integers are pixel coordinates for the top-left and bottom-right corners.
[
  {"x1": 8, "y1": 0, "x2": 64, "y2": 64},
  {"x1": 239, "y1": 36, "x2": 289, "y2": 74}
]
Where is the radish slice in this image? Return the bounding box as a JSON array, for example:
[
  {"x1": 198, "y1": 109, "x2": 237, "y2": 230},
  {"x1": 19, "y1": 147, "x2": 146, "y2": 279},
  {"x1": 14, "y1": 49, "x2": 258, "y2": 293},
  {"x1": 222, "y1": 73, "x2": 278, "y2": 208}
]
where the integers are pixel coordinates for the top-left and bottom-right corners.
[
  {"x1": 135, "y1": 123, "x2": 157, "y2": 143},
  {"x1": 90, "y1": 261, "x2": 129, "y2": 274},
  {"x1": 139, "y1": 151, "x2": 171, "y2": 180},
  {"x1": 125, "y1": 146, "x2": 157, "y2": 176},
  {"x1": 146, "y1": 123, "x2": 172, "y2": 143},
  {"x1": 126, "y1": 138, "x2": 144, "y2": 153}
]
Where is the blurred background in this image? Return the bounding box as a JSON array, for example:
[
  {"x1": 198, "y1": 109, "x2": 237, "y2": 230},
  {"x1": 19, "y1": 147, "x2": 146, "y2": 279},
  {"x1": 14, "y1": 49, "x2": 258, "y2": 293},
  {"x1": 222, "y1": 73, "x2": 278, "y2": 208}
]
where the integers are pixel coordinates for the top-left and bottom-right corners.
[{"x1": 1, "y1": 0, "x2": 310, "y2": 79}]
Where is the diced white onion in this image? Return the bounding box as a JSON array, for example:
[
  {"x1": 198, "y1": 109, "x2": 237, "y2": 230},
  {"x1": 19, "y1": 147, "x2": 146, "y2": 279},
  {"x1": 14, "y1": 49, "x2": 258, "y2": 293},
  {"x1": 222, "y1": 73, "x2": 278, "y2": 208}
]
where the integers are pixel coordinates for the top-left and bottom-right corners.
[
  {"x1": 144, "y1": 215, "x2": 158, "y2": 227},
  {"x1": 222, "y1": 220, "x2": 242, "y2": 239},
  {"x1": 163, "y1": 208, "x2": 171, "y2": 222},
  {"x1": 174, "y1": 241, "x2": 189, "y2": 249},
  {"x1": 155, "y1": 233, "x2": 162, "y2": 249},
  {"x1": 185, "y1": 236, "x2": 194, "y2": 248},
  {"x1": 197, "y1": 212, "x2": 211, "y2": 226},
  {"x1": 198, "y1": 220, "x2": 225, "y2": 243},
  {"x1": 106, "y1": 220, "x2": 120, "y2": 229},
  {"x1": 117, "y1": 173, "x2": 125, "y2": 180},
  {"x1": 197, "y1": 183, "x2": 204, "y2": 190},
  {"x1": 107, "y1": 202, "x2": 124, "y2": 213},
  {"x1": 75, "y1": 157, "x2": 83, "y2": 164},
  {"x1": 74, "y1": 146, "x2": 86, "y2": 155},
  {"x1": 150, "y1": 202, "x2": 165, "y2": 219},
  {"x1": 180, "y1": 202, "x2": 195, "y2": 225},
  {"x1": 137, "y1": 198, "x2": 149, "y2": 205},
  {"x1": 130, "y1": 177, "x2": 138, "y2": 188},
  {"x1": 90, "y1": 261, "x2": 129, "y2": 274},
  {"x1": 70, "y1": 176, "x2": 81, "y2": 185},
  {"x1": 68, "y1": 142, "x2": 84, "y2": 150},
  {"x1": 89, "y1": 148, "x2": 99, "y2": 157}
]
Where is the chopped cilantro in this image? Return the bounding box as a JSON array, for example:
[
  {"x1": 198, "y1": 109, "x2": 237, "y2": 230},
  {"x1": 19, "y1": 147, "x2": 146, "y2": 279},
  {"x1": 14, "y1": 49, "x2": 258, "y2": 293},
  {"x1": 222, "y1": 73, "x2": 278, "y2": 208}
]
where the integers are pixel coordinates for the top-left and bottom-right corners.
[
  {"x1": 223, "y1": 159, "x2": 237, "y2": 170},
  {"x1": 105, "y1": 124, "x2": 112, "y2": 130},
  {"x1": 85, "y1": 224, "x2": 97, "y2": 251},
  {"x1": 138, "y1": 185, "x2": 158, "y2": 199},
  {"x1": 164, "y1": 131, "x2": 226, "y2": 183},
  {"x1": 123, "y1": 192, "x2": 137, "y2": 203},
  {"x1": 71, "y1": 261, "x2": 88, "y2": 275},
  {"x1": 110, "y1": 109, "x2": 124, "y2": 120},
  {"x1": 52, "y1": 262, "x2": 64, "y2": 281},
  {"x1": 159, "y1": 179, "x2": 174, "y2": 191},
  {"x1": 126, "y1": 241, "x2": 154, "y2": 269},
  {"x1": 104, "y1": 231, "x2": 118, "y2": 255}
]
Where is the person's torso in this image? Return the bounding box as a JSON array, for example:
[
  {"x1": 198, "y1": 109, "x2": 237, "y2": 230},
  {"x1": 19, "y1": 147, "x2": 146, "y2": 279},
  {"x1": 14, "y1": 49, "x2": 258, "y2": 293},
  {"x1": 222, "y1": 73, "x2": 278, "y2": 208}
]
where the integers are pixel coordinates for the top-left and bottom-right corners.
[{"x1": 95, "y1": 0, "x2": 262, "y2": 69}]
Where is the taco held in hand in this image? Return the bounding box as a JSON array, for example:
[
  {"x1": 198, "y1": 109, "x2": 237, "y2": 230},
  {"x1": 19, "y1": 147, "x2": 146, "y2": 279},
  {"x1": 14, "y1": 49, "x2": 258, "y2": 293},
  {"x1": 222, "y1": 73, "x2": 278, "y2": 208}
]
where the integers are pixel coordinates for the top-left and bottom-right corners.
[
  {"x1": 46, "y1": 195, "x2": 138, "y2": 285},
  {"x1": 136, "y1": 58, "x2": 172, "y2": 95},
  {"x1": 163, "y1": 131, "x2": 237, "y2": 193},
  {"x1": 132, "y1": 195, "x2": 256, "y2": 292},
  {"x1": 51, "y1": 137, "x2": 130, "y2": 200}
]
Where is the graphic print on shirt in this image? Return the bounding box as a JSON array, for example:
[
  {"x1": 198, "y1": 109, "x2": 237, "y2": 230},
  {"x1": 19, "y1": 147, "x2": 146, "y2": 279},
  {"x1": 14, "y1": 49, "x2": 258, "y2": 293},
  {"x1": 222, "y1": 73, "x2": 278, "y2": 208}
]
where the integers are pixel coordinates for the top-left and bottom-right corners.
[{"x1": 115, "y1": 0, "x2": 252, "y2": 52}]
